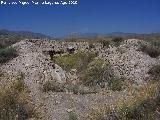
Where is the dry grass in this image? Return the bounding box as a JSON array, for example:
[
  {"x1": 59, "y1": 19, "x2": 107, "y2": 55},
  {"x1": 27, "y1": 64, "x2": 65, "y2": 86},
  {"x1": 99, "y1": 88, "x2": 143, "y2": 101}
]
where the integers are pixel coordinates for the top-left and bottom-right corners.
[
  {"x1": 139, "y1": 44, "x2": 160, "y2": 58},
  {"x1": 86, "y1": 81, "x2": 160, "y2": 120},
  {"x1": 148, "y1": 64, "x2": 160, "y2": 81},
  {"x1": 42, "y1": 80, "x2": 65, "y2": 92},
  {"x1": 0, "y1": 74, "x2": 39, "y2": 119},
  {"x1": 53, "y1": 51, "x2": 98, "y2": 72},
  {"x1": 0, "y1": 46, "x2": 18, "y2": 64}
]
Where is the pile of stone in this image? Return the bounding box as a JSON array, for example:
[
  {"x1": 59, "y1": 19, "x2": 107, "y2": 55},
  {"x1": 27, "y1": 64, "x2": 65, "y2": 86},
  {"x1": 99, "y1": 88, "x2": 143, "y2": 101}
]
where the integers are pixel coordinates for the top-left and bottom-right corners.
[
  {"x1": 1, "y1": 38, "x2": 160, "y2": 120},
  {"x1": 29, "y1": 39, "x2": 90, "y2": 53},
  {"x1": 100, "y1": 39, "x2": 160, "y2": 84},
  {"x1": 0, "y1": 40, "x2": 66, "y2": 106}
]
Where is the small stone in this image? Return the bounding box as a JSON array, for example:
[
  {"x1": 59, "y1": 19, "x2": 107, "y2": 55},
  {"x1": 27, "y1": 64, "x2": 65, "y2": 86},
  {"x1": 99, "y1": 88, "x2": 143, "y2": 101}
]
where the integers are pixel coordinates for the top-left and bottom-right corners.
[{"x1": 66, "y1": 109, "x2": 72, "y2": 113}]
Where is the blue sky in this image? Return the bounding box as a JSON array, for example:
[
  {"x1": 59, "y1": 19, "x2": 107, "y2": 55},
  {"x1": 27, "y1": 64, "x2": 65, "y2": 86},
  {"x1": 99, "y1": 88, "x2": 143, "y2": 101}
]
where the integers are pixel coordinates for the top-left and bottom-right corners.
[{"x1": 0, "y1": 0, "x2": 160, "y2": 37}]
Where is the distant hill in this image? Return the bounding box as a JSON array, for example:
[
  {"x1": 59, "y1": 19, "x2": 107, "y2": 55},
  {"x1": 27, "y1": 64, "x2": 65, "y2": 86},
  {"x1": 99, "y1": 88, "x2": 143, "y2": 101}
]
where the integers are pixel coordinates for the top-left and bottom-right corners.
[
  {"x1": 106, "y1": 32, "x2": 138, "y2": 36},
  {"x1": 0, "y1": 29, "x2": 52, "y2": 48},
  {"x1": 0, "y1": 29, "x2": 51, "y2": 39},
  {"x1": 78, "y1": 33, "x2": 101, "y2": 38},
  {"x1": 74, "y1": 32, "x2": 138, "y2": 38}
]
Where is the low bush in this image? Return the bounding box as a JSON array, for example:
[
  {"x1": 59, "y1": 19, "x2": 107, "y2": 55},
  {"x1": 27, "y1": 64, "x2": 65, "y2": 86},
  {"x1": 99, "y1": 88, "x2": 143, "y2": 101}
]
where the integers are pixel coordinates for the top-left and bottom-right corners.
[
  {"x1": 87, "y1": 82, "x2": 160, "y2": 120},
  {"x1": 42, "y1": 81, "x2": 64, "y2": 92},
  {"x1": 115, "y1": 82, "x2": 160, "y2": 120},
  {"x1": 150, "y1": 40, "x2": 160, "y2": 48},
  {"x1": 99, "y1": 39, "x2": 111, "y2": 47},
  {"x1": 80, "y1": 58, "x2": 110, "y2": 87},
  {"x1": 140, "y1": 44, "x2": 160, "y2": 58},
  {"x1": 108, "y1": 77, "x2": 124, "y2": 91},
  {"x1": 65, "y1": 84, "x2": 96, "y2": 95},
  {"x1": 54, "y1": 52, "x2": 123, "y2": 91},
  {"x1": 118, "y1": 93, "x2": 160, "y2": 120},
  {"x1": 89, "y1": 43, "x2": 95, "y2": 49},
  {"x1": 53, "y1": 51, "x2": 98, "y2": 72},
  {"x1": 65, "y1": 84, "x2": 79, "y2": 94},
  {"x1": 80, "y1": 58, "x2": 106, "y2": 86},
  {"x1": 79, "y1": 58, "x2": 124, "y2": 90},
  {"x1": 0, "y1": 74, "x2": 37, "y2": 119},
  {"x1": 68, "y1": 111, "x2": 78, "y2": 120},
  {"x1": 0, "y1": 35, "x2": 21, "y2": 49},
  {"x1": 98, "y1": 37, "x2": 123, "y2": 47},
  {"x1": 148, "y1": 65, "x2": 160, "y2": 80},
  {"x1": 0, "y1": 47, "x2": 18, "y2": 64},
  {"x1": 112, "y1": 37, "x2": 124, "y2": 46}
]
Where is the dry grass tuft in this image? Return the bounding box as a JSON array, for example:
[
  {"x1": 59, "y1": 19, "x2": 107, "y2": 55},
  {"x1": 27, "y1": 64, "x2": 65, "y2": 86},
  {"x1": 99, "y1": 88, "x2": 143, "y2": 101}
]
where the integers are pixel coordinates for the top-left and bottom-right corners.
[
  {"x1": 86, "y1": 81, "x2": 160, "y2": 120},
  {"x1": 0, "y1": 73, "x2": 39, "y2": 119}
]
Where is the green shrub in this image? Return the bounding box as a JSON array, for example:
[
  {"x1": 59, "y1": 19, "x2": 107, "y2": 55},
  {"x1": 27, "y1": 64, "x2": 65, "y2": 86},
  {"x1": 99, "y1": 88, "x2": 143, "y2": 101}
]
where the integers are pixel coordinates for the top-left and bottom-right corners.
[
  {"x1": 42, "y1": 81, "x2": 64, "y2": 92},
  {"x1": 87, "y1": 82, "x2": 160, "y2": 120},
  {"x1": 54, "y1": 51, "x2": 124, "y2": 91},
  {"x1": 68, "y1": 111, "x2": 78, "y2": 120},
  {"x1": 112, "y1": 37, "x2": 123, "y2": 43},
  {"x1": 98, "y1": 37, "x2": 123, "y2": 47},
  {"x1": 80, "y1": 58, "x2": 109, "y2": 87},
  {"x1": 112, "y1": 37, "x2": 124, "y2": 46},
  {"x1": 119, "y1": 95, "x2": 160, "y2": 120},
  {"x1": 79, "y1": 58, "x2": 123, "y2": 90},
  {"x1": 140, "y1": 45, "x2": 160, "y2": 58},
  {"x1": 0, "y1": 47, "x2": 18, "y2": 64},
  {"x1": 65, "y1": 84, "x2": 79, "y2": 94},
  {"x1": 99, "y1": 39, "x2": 111, "y2": 47},
  {"x1": 53, "y1": 51, "x2": 98, "y2": 72},
  {"x1": 108, "y1": 77, "x2": 124, "y2": 91},
  {"x1": 150, "y1": 40, "x2": 160, "y2": 48},
  {"x1": 65, "y1": 84, "x2": 96, "y2": 95},
  {"x1": 148, "y1": 65, "x2": 160, "y2": 80},
  {"x1": 89, "y1": 43, "x2": 95, "y2": 49},
  {"x1": 0, "y1": 35, "x2": 21, "y2": 48},
  {"x1": 0, "y1": 74, "x2": 37, "y2": 120}
]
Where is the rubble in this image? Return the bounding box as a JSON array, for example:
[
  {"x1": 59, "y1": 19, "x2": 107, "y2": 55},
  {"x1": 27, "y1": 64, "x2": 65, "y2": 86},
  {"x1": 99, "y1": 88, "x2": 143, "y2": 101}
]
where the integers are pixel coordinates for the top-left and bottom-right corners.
[
  {"x1": 1, "y1": 38, "x2": 160, "y2": 119},
  {"x1": 100, "y1": 39, "x2": 160, "y2": 84}
]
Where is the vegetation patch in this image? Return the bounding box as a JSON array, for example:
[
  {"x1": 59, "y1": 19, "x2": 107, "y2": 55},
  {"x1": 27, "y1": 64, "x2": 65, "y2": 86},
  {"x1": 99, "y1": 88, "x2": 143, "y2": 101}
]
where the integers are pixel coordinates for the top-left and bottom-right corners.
[
  {"x1": 42, "y1": 81, "x2": 65, "y2": 92},
  {"x1": 80, "y1": 58, "x2": 109, "y2": 87},
  {"x1": 118, "y1": 85, "x2": 160, "y2": 120},
  {"x1": 80, "y1": 58, "x2": 123, "y2": 90},
  {"x1": 87, "y1": 82, "x2": 160, "y2": 120},
  {"x1": 148, "y1": 64, "x2": 160, "y2": 80},
  {"x1": 98, "y1": 37, "x2": 124, "y2": 47},
  {"x1": 139, "y1": 44, "x2": 160, "y2": 58},
  {"x1": 112, "y1": 37, "x2": 123, "y2": 43},
  {"x1": 65, "y1": 84, "x2": 96, "y2": 95},
  {"x1": 53, "y1": 51, "x2": 98, "y2": 72},
  {"x1": 150, "y1": 40, "x2": 160, "y2": 48},
  {"x1": 89, "y1": 43, "x2": 95, "y2": 49},
  {"x1": 111, "y1": 37, "x2": 124, "y2": 47},
  {"x1": 0, "y1": 47, "x2": 18, "y2": 64},
  {"x1": 0, "y1": 73, "x2": 38, "y2": 120},
  {"x1": 68, "y1": 111, "x2": 78, "y2": 120},
  {"x1": 108, "y1": 76, "x2": 124, "y2": 91},
  {"x1": 43, "y1": 80, "x2": 97, "y2": 95},
  {"x1": 0, "y1": 35, "x2": 21, "y2": 48},
  {"x1": 54, "y1": 54, "x2": 124, "y2": 92},
  {"x1": 99, "y1": 39, "x2": 111, "y2": 47}
]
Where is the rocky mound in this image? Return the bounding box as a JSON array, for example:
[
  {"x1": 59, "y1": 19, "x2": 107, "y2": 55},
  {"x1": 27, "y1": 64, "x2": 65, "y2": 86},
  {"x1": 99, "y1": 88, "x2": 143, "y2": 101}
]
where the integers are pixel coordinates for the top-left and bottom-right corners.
[
  {"x1": 0, "y1": 39, "x2": 129, "y2": 120},
  {"x1": 0, "y1": 39, "x2": 160, "y2": 120},
  {"x1": 101, "y1": 39, "x2": 160, "y2": 84},
  {"x1": 0, "y1": 40, "x2": 67, "y2": 116}
]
